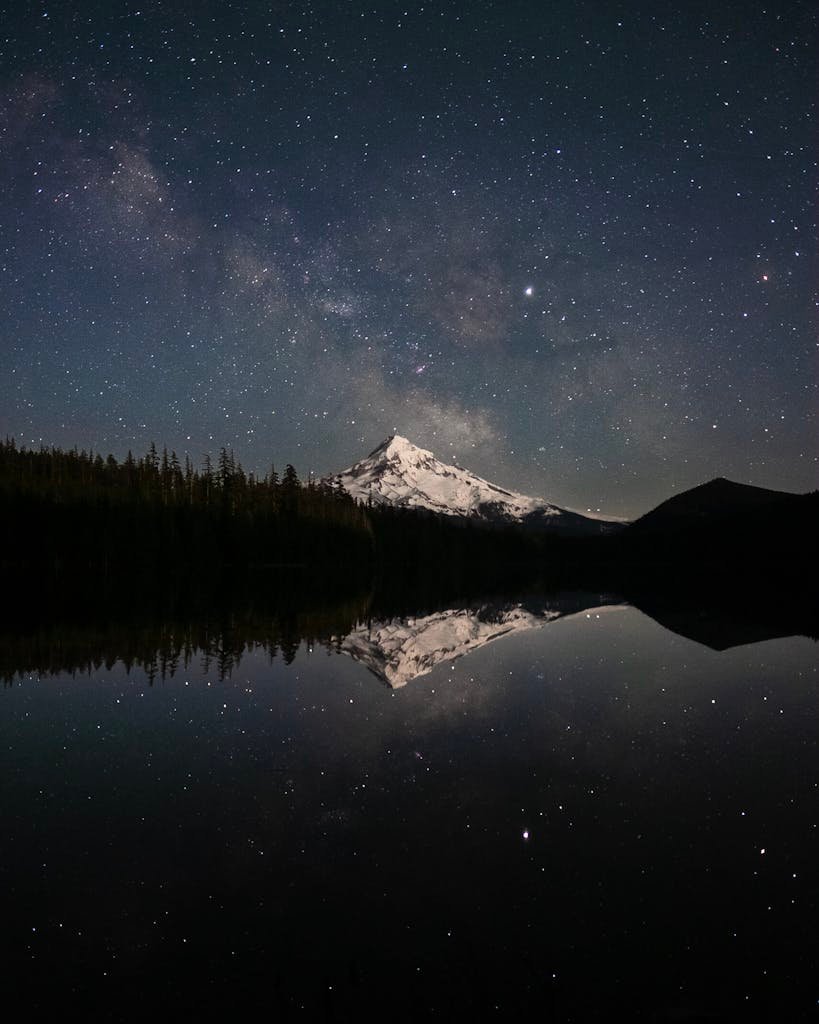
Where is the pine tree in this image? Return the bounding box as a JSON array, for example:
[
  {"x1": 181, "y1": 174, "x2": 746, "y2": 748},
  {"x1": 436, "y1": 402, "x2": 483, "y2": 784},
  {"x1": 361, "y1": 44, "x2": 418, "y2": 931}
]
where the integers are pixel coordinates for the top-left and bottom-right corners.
[
  {"x1": 161, "y1": 447, "x2": 171, "y2": 503},
  {"x1": 169, "y1": 451, "x2": 182, "y2": 499},
  {"x1": 218, "y1": 448, "x2": 235, "y2": 490},
  {"x1": 184, "y1": 455, "x2": 194, "y2": 504},
  {"x1": 280, "y1": 464, "x2": 300, "y2": 516},
  {"x1": 202, "y1": 454, "x2": 214, "y2": 505}
]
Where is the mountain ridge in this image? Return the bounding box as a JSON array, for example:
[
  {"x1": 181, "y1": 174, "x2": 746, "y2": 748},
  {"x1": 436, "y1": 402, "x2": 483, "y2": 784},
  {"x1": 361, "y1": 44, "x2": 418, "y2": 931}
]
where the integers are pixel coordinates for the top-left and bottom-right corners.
[
  {"x1": 324, "y1": 434, "x2": 623, "y2": 535},
  {"x1": 630, "y1": 476, "x2": 812, "y2": 533}
]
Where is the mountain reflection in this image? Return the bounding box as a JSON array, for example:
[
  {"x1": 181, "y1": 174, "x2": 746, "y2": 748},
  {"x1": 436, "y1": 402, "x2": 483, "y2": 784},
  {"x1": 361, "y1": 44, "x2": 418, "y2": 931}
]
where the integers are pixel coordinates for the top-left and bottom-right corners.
[
  {"x1": 1, "y1": 579, "x2": 814, "y2": 686},
  {"x1": 341, "y1": 594, "x2": 624, "y2": 687}
]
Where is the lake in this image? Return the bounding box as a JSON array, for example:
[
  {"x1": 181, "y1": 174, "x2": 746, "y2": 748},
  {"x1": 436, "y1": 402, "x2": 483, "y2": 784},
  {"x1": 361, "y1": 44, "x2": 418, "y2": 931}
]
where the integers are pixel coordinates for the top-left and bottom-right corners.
[{"x1": 1, "y1": 592, "x2": 816, "y2": 1020}]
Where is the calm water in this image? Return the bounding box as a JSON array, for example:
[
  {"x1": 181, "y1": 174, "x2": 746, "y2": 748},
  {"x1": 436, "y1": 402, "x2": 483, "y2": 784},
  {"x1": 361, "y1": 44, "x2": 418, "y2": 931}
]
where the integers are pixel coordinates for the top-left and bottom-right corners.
[{"x1": 1, "y1": 598, "x2": 816, "y2": 1020}]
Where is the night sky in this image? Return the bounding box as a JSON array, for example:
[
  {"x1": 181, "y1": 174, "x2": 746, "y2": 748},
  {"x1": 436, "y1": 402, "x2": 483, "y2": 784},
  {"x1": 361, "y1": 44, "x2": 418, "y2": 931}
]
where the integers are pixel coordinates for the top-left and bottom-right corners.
[{"x1": 1, "y1": 1, "x2": 815, "y2": 518}]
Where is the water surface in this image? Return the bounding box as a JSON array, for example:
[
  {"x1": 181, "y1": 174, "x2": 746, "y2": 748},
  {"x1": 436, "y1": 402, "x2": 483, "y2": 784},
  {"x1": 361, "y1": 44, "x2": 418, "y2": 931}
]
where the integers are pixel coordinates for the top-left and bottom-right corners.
[{"x1": 1, "y1": 597, "x2": 816, "y2": 1019}]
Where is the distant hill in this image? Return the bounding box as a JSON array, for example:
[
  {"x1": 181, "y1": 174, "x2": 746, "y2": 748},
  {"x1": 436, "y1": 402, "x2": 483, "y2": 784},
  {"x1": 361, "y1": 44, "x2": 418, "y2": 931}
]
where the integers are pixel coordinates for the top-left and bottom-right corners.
[
  {"x1": 623, "y1": 477, "x2": 818, "y2": 566},
  {"x1": 631, "y1": 477, "x2": 804, "y2": 528}
]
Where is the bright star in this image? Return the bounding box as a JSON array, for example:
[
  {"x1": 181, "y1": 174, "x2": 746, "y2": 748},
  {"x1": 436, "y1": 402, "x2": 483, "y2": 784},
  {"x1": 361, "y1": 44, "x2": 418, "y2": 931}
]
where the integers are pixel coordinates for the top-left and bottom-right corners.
[{"x1": 524, "y1": 286, "x2": 533, "y2": 297}]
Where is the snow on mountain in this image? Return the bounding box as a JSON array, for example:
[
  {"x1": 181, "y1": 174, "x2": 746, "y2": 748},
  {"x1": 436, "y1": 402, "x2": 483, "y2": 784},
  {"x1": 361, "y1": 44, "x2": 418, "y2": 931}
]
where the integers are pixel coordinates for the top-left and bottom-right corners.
[
  {"x1": 326, "y1": 434, "x2": 548, "y2": 518},
  {"x1": 324, "y1": 435, "x2": 622, "y2": 532}
]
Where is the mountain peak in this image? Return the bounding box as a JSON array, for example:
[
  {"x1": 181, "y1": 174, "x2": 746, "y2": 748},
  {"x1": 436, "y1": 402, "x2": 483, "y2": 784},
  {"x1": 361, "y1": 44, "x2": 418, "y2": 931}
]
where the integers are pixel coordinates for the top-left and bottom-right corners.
[
  {"x1": 326, "y1": 434, "x2": 538, "y2": 518},
  {"x1": 324, "y1": 436, "x2": 618, "y2": 533},
  {"x1": 368, "y1": 434, "x2": 428, "y2": 459}
]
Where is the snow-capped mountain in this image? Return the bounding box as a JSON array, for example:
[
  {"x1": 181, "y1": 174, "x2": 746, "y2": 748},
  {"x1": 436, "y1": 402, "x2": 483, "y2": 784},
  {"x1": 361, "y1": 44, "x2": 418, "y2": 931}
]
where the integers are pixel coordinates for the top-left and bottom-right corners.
[{"x1": 324, "y1": 435, "x2": 623, "y2": 533}]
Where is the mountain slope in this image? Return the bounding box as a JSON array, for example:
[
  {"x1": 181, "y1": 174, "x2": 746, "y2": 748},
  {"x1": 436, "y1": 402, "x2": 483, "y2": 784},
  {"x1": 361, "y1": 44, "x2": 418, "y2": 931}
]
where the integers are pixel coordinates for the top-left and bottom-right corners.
[
  {"x1": 623, "y1": 477, "x2": 817, "y2": 565},
  {"x1": 630, "y1": 477, "x2": 803, "y2": 531},
  {"x1": 325, "y1": 435, "x2": 621, "y2": 534}
]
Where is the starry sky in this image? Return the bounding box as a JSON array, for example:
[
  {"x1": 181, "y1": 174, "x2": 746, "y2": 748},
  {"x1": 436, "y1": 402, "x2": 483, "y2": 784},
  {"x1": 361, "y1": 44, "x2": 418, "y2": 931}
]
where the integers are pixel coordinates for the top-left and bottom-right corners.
[{"x1": 1, "y1": 0, "x2": 815, "y2": 518}]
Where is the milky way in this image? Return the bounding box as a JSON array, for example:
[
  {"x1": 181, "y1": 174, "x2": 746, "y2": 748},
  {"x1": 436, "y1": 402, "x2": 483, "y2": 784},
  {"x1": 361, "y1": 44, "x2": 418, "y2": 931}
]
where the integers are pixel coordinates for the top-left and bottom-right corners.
[{"x1": 0, "y1": 1, "x2": 815, "y2": 516}]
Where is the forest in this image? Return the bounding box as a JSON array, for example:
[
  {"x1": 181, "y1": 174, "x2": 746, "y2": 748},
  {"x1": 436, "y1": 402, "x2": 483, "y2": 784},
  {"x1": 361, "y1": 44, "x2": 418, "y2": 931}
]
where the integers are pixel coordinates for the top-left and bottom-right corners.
[
  {"x1": 1, "y1": 438, "x2": 812, "y2": 607},
  {"x1": 0, "y1": 438, "x2": 559, "y2": 590}
]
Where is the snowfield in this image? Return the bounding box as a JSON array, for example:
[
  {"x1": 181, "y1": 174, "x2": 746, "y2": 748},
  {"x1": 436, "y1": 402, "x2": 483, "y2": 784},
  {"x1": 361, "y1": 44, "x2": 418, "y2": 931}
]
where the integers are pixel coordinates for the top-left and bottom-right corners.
[
  {"x1": 326, "y1": 435, "x2": 563, "y2": 521},
  {"x1": 323, "y1": 435, "x2": 626, "y2": 533}
]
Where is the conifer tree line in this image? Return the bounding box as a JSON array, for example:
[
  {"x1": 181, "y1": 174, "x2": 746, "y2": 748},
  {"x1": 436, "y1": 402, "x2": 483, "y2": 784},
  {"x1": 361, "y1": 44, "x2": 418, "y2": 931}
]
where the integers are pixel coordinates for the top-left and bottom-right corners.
[
  {"x1": 0, "y1": 436, "x2": 343, "y2": 514},
  {"x1": 0, "y1": 437, "x2": 375, "y2": 578},
  {"x1": 1, "y1": 437, "x2": 812, "y2": 612},
  {"x1": 0, "y1": 436, "x2": 590, "y2": 585}
]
